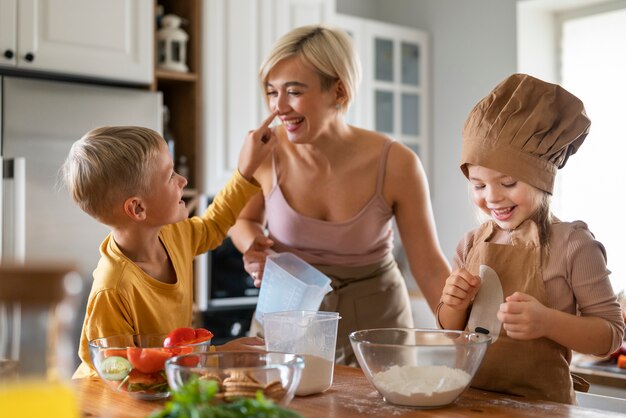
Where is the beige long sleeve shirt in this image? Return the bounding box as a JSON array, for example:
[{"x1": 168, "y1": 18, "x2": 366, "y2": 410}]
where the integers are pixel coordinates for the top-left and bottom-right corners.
[{"x1": 452, "y1": 219, "x2": 625, "y2": 356}]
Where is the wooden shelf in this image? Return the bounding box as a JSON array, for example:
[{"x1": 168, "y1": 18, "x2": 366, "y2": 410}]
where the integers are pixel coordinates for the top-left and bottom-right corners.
[
  {"x1": 154, "y1": 0, "x2": 202, "y2": 190},
  {"x1": 155, "y1": 69, "x2": 198, "y2": 82}
]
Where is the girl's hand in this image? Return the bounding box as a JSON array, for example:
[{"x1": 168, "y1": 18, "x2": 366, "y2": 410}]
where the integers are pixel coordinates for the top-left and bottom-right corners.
[
  {"x1": 498, "y1": 292, "x2": 548, "y2": 340},
  {"x1": 440, "y1": 268, "x2": 481, "y2": 311},
  {"x1": 238, "y1": 110, "x2": 279, "y2": 181},
  {"x1": 242, "y1": 236, "x2": 274, "y2": 287}
]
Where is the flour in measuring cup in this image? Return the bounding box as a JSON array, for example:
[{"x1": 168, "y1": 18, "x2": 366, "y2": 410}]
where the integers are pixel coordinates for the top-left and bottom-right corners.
[
  {"x1": 296, "y1": 354, "x2": 334, "y2": 396},
  {"x1": 372, "y1": 365, "x2": 471, "y2": 407}
]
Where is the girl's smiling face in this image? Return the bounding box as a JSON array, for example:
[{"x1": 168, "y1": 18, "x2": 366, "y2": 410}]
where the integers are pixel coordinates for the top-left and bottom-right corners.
[
  {"x1": 467, "y1": 165, "x2": 542, "y2": 230},
  {"x1": 265, "y1": 56, "x2": 338, "y2": 143}
]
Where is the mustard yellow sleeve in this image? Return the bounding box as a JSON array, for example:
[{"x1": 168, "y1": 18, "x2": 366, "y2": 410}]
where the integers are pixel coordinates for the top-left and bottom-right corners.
[
  {"x1": 73, "y1": 289, "x2": 134, "y2": 379},
  {"x1": 190, "y1": 170, "x2": 261, "y2": 254}
]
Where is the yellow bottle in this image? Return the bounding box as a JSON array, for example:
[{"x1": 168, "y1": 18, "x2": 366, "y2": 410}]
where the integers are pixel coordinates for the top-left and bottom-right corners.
[{"x1": 0, "y1": 380, "x2": 79, "y2": 418}]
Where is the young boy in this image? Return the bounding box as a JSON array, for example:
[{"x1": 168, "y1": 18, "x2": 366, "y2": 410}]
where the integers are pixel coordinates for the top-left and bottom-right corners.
[{"x1": 64, "y1": 112, "x2": 277, "y2": 378}]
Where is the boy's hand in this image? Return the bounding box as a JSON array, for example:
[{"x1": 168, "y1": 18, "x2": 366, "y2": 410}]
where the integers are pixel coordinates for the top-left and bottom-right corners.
[
  {"x1": 498, "y1": 292, "x2": 547, "y2": 340},
  {"x1": 238, "y1": 110, "x2": 279, "y2": 181},
  {"x1": 440, "y1": 268, "x2": 481, "y2": 312},
  {"x1": 243, "y1": 236, "x2": 273, "y2": 287}
]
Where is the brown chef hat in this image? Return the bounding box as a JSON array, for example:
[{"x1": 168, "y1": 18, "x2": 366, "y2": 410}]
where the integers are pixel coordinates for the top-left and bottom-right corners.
[{"x1": 460, "y1": 73, "x2": 591, "y2": 194}]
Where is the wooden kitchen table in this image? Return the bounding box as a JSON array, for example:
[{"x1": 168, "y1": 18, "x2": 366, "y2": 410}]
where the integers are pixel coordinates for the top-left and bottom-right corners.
[{"x1": 75, "y1": 365, "x2": 621, "y2": 417}]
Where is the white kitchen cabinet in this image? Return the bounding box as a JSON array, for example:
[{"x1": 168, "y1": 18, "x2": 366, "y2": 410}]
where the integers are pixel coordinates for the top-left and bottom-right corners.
[
  {"x1": 202, "y1": 0, "x2": 334, "y2": 194},
  {"x1": 0, "y1": 0, "x2": 152, "y2": 84},
  {"x1": 332, "y1": 14, "x2": 430, "y2": 176}
]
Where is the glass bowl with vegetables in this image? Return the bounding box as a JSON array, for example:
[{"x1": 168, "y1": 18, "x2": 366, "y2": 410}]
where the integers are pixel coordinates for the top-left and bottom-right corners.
[
  {"x1": 88, "y1": 327, "x2": 213, "y2": 400},
  {"x1": 165, "y1": 351, "x2": 304, "y2": 406}
]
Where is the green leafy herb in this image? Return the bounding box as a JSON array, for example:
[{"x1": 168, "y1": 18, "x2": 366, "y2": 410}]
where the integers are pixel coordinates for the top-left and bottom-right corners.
[{"x1": 148, "y1": 378, "x2": 303, "y2": 418}]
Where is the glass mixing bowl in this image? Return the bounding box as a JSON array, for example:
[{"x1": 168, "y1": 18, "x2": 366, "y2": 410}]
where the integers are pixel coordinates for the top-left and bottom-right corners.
[
  {"x1": 89, "y1": 334, "x2": 211, "y2": 401},
  {"x1": 165, "y1": 351, "x2": 304, "y2": 406},
  {"x1": 349, "y1": 328, "x2": 491, "y2": 408}
]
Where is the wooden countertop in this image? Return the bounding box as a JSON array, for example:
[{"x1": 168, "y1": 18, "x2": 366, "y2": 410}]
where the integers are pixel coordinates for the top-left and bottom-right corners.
[
  {"x1": 74, "y1": 365, "x2": 621, "y2": 417},
  {"x1": 570, "y1": 354, "x2": 626, "y2": 389}
]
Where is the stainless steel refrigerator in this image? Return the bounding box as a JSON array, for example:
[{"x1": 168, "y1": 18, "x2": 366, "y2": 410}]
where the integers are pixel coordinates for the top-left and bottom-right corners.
[{"x1": 0, "y1": 75, "x2": 162, "y2": 279}]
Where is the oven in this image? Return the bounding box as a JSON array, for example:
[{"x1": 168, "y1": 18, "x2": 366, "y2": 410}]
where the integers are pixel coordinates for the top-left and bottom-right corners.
[{"x1": 195, "y1": 195, "x2": 258, "y2": 344}]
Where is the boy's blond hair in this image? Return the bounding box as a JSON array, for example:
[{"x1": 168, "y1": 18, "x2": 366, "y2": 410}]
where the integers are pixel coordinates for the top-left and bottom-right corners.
[
  {"x1": 61, "y1": 126, "x2": 165, "y2": 224},
  {"x1": 259, "y1": 24, "x2": 362, "y2": 114}
]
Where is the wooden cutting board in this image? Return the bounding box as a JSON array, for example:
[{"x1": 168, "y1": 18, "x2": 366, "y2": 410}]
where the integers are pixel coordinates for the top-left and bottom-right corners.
[{"x1": 577, "y1": 359, "x2": 626, "y2": 375}]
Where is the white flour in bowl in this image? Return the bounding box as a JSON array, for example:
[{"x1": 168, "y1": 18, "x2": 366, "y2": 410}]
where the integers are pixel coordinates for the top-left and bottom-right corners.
[{"x1": 372, "y1": 365, "x2": 471, "y2": 407}]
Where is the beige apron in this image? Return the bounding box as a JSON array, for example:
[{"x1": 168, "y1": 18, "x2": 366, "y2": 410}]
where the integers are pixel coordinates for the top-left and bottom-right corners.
[
  {"x1": 250, "y1": 253, "x2": 414, "y2": 366},
  {"x1": 465, "y1": 220, "x2": 575, "y2": 404}
]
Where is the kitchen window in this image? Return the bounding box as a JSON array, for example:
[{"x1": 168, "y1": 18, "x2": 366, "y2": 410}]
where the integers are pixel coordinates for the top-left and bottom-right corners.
[
  {"x1": 553, "y1": 4, "x2": 626, "y2": 295},
  {"x1": 518, "y1": 0, "x2": 626, "y2": 295}
]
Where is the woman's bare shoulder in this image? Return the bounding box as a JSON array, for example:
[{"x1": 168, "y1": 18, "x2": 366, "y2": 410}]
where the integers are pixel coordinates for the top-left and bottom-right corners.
[{"x1": 348, "y1": 126, "x2": 400, "y2": 154}]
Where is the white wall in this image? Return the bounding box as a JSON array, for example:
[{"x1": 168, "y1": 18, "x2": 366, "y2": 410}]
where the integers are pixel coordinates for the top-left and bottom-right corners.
[{"x1": 337, "y1": 0, "x2": 518, "y2": 262}]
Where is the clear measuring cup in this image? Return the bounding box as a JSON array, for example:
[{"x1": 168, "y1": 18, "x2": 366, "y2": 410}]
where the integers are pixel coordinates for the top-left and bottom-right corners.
[
  {"x1": 263, "y1": 310, "x2": 340, "y2": 396},
  {"x1": 255, "y1": 252, "x2": 332, "y2": 324}
]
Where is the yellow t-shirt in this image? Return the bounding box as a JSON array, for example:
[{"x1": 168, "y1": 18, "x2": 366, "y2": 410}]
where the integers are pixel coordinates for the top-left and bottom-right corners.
[{"x1": 73, "y1": 171, "x2": 259, "y2": 378}]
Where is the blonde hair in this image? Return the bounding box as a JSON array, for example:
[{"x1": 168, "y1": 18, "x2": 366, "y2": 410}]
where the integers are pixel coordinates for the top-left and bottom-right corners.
[
  {"x1": 61, "y1": 126, "x2": 164, "y2": 224},
  {"x1": 531, "y1": 191, "x2": 553, "y2": 249},
  {"x1": 259, "y1": 24, "x2": 362, "y2": 113}
]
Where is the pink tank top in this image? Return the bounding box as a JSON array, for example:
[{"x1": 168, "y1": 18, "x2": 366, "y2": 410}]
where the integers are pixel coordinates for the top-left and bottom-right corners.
[{"x1": 265, "y1": 140, "x2": 395, "y2": 267}]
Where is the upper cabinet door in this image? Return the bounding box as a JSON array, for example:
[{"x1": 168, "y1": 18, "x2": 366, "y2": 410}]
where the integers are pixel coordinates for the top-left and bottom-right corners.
[
  {"x1": 0, "y1": 0, "x2": 17, "y2": 67},
  {"x1": 203, "y1": 0, "x2": 335, "y2": 195},
  {"x1": 366, "y1": 21, "x2": 428, "y2": 168},
  {"x1": 272, "y1": 0, "x2": 335, "y2": 41},
  {"x1": 330, "y1": 16, "x2": 429, "y2": 171},
  {"x1": 8, "y1": 0, "x2": 152, "y2": 84}
]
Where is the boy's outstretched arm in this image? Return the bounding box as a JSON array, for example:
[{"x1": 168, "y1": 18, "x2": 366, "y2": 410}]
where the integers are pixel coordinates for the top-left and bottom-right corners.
[{"x1": 238, "y1": 110, "x2": 279, "y2": 182}]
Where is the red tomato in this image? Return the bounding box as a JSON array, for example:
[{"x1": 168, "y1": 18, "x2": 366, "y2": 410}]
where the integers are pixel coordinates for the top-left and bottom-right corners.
[
  {"x1": 126, "y1": 347, "x2": 172, "y2": 373},
  {"x1": 177, "y1": 354, "x2": 202, "y2": 367},
  {"x1": 163, "y1": 346, "x2": 193, "y2": 356},
  {"x1": 163, "y1": 327, "x2": 196, "y2": 347},
  {"x1": 163, "y1": 327, "x2": 213, "y2": 347},
  {"x1": 103, "y1": 348, "x2": 128, "y2": 359},
  {"x1": 193, "y1": 328, "x2": 214, "y2": 343}
]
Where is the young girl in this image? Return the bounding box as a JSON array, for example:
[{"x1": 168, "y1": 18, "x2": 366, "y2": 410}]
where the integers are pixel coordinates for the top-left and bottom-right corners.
[{"x1": 437, "y1": 73, "x2": 625, "y2": 404}]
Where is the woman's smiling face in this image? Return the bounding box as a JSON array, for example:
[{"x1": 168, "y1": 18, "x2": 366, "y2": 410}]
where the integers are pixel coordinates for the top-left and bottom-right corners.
[
  {"x1": 467, "y1": 165, "x2": 542, "y2": 230},
  {"x1": 265, "y1": 56, "x2": 338, "y2": 143}
]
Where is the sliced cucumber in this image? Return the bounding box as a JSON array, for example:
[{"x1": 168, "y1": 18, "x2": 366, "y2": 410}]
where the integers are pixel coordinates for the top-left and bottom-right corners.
[{"x1": 99, "y1": 356, "x2": 132, "y2": 381}]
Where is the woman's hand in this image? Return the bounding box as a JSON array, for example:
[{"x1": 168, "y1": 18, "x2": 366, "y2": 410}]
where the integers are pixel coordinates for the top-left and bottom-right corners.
[
  {"x1": 440, "y1": 268, "x2": 481, "y2": 311},
  {"x1": 243, "y1": 236, "x2": 274, "y2": 287},
  {"x1": 498, "y1": 292, "x2": 548, "y2": 340},
  {"x1": 217, "y1": 336, "x2": 265, "y2": 352}
]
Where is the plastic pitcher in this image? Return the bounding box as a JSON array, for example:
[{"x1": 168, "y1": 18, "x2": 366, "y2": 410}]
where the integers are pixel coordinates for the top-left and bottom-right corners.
[
  {"x1": 255, "y1": 252, "x2": 333, "y2": 324},
  {"x1": 263, "y1": 311, "x2": 340, "y2": 396}
]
